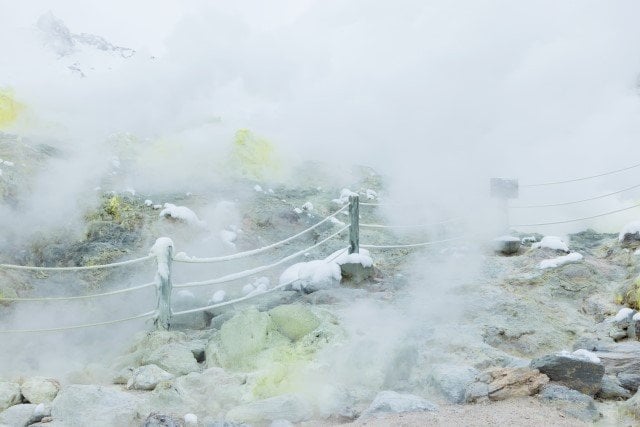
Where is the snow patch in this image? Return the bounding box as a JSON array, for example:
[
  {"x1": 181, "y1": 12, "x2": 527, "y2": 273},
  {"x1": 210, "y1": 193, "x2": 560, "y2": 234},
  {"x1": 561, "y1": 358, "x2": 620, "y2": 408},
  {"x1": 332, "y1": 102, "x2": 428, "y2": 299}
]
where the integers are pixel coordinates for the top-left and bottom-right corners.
[
  {"x1": 209, "y1": 290, "x2": 226, "y2": 304},
  {"x1": 559, "y1": 349, "x2": 601, "y2": 364},
  {"x1": 532, "y1": 236, "x2": 569, "y2": 252},
  {"x1": 159, "y1": 203, "x2": 207, "y2": 227},
  {"x1": 254, "y1": 185, "x2": 263, "y2": 192},
  {"x1": 302, "y1": 202, "x2": 314, "y2": 211},
  {"x1": 330, "y1": 247, "x2": 373, "y2": 267},
  {"x1": 184, "y1": 413, "x2": 198, "y2": 426},
  {"x1": 332, "y1": 188, "x2": 358, "y2": 205},
  {"x1": 144, "y1": 199, "x2": 153, "y2": 207},
  {"x1": 366, "y1": 189, "x2": 377, "y2": 200},
  {"x1": 330, "y1": 217, "x2": 346, "y2": 226},
  {"x1": 539, "y1": 252, "x2": 583, "y2": 269},
  {"x1": 293, "y1": 208, "x2": 303, "y2": 214},
  {"x1": 633, "y1": 312, "x2": 640, "y2": 321},
  {"x1": 614, "y1": 307, "x2": 635, "y2": 322},
  {"x1": 619, "y1": 221, "x2": 640, "y2": 242}
]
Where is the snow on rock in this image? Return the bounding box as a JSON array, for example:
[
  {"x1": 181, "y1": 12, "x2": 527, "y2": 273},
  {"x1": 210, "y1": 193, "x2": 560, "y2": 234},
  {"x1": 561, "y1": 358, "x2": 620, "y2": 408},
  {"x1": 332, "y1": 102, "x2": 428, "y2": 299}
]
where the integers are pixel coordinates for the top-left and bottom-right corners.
[
  {"x1": 279, "y1": 260, "x2": 341, "y2": 292},
  {"x1": 619, "y1": 221, "x2": 640, "y2": 243},
  {"x1": 220, "y1": 228, "x2": 237, "y2": 247},
  {"x1": 254, "y1": 185, "x2": 263, "y2": 192},
  {"x1": 293, "y1": 208, "x2": 303, "y2": 214},
  {"x1": 331, "y1": 248, "x2": 373, "y2": 268},
  {"x1": 539, "y1": 252, "x2": 583, "y2": 269},
  {"x1": 159, "y1": 203, "x2": 206, "y2": 228},
  {"x1": 366, "y1": 189, "x2": 377, "y2": 200},
  {"x1": 144, "y1": 199, "x2": 153, "y2": 207},
  {"x1": 329, "y1": 217, "x2": 346, "y2": 226},
  {"x1": 559, "y1": 350, "x2": 601, "y2": 364},
  {"x1": 614, "y1": 307, "x2": 635, "y2": 322},
  {"x1": 302, "y1": 202, "x2": 314, "y2": 211},
  {"x1": 332, "y1": 188, "x2": 358, "y2": 205},
  {"x1": 184, "y1": 413, "x2": 198, "y2": 426},
  {"x1": 210, "y1": 290, "x2": 226, "y2": 304},
  {"x1": 153, "y1": 204, "x2": 162, "y2": 210},
  {"x1": 532, "y1": 236, "x2": 569, "y2": 252},
  {"x1": 242, "y1": 284, "x2": 255, "y2": 295},
  {"x1": 634, "y1": 312, "x2": 640, "y2": 321}
]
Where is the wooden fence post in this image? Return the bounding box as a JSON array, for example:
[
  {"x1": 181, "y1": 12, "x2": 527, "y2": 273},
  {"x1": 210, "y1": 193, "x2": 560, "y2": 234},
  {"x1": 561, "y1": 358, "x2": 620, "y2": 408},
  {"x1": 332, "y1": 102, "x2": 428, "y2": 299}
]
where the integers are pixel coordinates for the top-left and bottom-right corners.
[
  {"x1": 151, "y1": 237, "x2": 173, "y2": 330},
  {"x1": 349, "y1": 195, "x2": 360, "y2": 254}
]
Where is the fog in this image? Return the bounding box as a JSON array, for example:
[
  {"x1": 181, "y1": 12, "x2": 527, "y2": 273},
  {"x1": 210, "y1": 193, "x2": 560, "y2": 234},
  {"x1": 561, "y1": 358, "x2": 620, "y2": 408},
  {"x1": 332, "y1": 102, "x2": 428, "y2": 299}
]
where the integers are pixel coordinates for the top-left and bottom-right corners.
[{"x1": 1, "y1": 0, "x2": 640, "y2": 407}]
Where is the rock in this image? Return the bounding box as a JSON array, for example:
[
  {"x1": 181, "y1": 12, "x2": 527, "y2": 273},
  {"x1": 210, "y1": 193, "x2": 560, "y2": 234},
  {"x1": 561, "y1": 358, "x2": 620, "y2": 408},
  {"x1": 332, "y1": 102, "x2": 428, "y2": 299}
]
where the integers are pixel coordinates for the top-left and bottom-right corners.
[
  {"x1": 464, "y1": 382, "x2": 490, "y2": 403},
  {"x1": 51, "y1": 385, "x2": 143, "y2": 426},
  {"x1": 113, "y1": 367, "x2": 134, "y2": 385},
  {"x1": 622, "y1": 389, "x2": 640, "y2": 418},
  {"x1": 226, "y1": 394, "x2": 312, "y2": 424},
  {"x1": 428, "y1": 365, "x2": 479, "y2": 403},
  {"x1": 576, "y1": 341, "x2": 640, "y2": 379},
  {"x1": 618, "y1": 372, "x2": 640, "y2": 392},
  {"x1": 20, "y1": 377, "x2": 60, "y2": 404},
  {"x1": 360, "y1": 391, "x2": 437, "y2": 418},
  {"x1": 581, "y1": 295, "x2": 620, "y2": 323},
  {"x1": 473, "y1": 367, "x2": 549, "y2": 401},
  {"x1": 597, "y1": 375, "x2": 631, "y2": 400},
  {"x1": 268, "y1": 304, "x2": 320, "y2": 341},
  {"x1": 493, "y1": 236, "x2": 521, "y2": 255},
  {"x1": 530, "y1": 353, "x2": 604, "y2": 395},
  {"x1": 0, "y1": 403, "x2": 43, "y2": 427},
  {"x1": 141, "y1": 343, "x2": 200, "y2": 376},
  {"x1": 0, "y1": 382, "x2": 21, "y2": 411},
  {"x1": 539, "y1": 384, "x2": 601, "y2": 423},
  {"x1": 173, "y1": 368, "x2": 245, "y2": 412},
  {"x1": 339, "y1": 262, "x2": 374, "y2": 283},
  {"x1": 126, "y1": 365, "x2": 174, "y2": 391},
  {"x1": 142, "y1": 412, "x2": 182, "y2": 426},
  {"x1": 619, "y1": 222, "x2": 640, "y2": 248}
]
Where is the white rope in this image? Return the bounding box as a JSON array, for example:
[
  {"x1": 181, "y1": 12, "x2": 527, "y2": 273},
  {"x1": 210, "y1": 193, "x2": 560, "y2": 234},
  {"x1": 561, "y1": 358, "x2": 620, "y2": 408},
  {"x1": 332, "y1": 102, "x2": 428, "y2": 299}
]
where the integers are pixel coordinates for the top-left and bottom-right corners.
[
  {"x1": 509, "y1": 183, "x2": 640, "y2": 209},
  {"x1": 173, "y1": 226, "x2": 349, "y2": 289},
  {"x1": 0, "y1": 255, "x2": 154, "y2": 272},
  {"x1": 361, "y1": 235, "x2": 467, "y2": 249},
  {"x1": 0, "y1": 310, "x2": 156, "y2": 334},
  {"x1": 172, "y1": 278, "x2": 296, "y2": 316},
  {"x1": 521, "y1": 161, "x2": 640, "y2": 187},
  {"x1": 511, "y1": 202, "x2": 640, "y2": 227},
  {"x1": 360, "y1": 218, "x2": 461, "y2": 229},
  {"x1": 0, "y1": 282, "x2": 156, "y2": 302},
  {"x1": 172, "y1": 205, "x2": 349, "y2": 263}
]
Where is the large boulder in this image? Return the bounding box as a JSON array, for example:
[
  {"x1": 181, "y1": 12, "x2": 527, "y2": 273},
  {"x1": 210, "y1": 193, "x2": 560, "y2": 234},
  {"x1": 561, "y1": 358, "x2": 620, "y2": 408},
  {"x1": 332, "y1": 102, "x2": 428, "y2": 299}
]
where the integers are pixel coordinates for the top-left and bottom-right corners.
[
  {"x1": 126, "y1": 365, "x2": 174, "y2": 391},
  {"x1": 268, "y1": 304, "x2": 320, "y2": 341},
  {"x1": 539, "y1": 384, "x2": 601, "y2": 423},
  {"x1": 530, "y1": 351, "x2": 604, "y2": 395},
  {"x1": 0, "y1": 403, "x2": 46, "y2": 427},
  {"x1": 225, "y1": 394, "x2": 312, "y2": 424},
  {"x1": 20, "y1": 377, "x2": 60, "y2": 404},
  {"x1": 360, "y1": 391, "x2": 437, "y2": 419},
  {"x1": 0, "y1": 382, "x2": 21, "y2": 411},
  {"x1": 428, "y1": 365, "x2": 479, "y2": 403},
  {"x1": 466, "y1": 367, "x2": 549, "y2": 402},
  {"x1": 50, "y1": 385, "x2": 143, "y2": 426},
  {"x1": 141, "y1": 343, "x2": 200, "y2": 376}
]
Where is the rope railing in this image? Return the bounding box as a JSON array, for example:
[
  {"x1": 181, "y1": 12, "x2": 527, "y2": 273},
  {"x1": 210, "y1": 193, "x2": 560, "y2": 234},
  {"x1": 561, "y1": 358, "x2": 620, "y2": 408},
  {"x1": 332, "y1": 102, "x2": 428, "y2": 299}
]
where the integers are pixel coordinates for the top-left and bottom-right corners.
[
  {"x1": 360, "y1": 218, "x2": 462, "y2": 229},
  {"x1": 511, "y1": 201, "x2": 640, "y2": 227},
  {"x1": 173, "y1": 226, "x2": 349, "y2": 289},
  {"x1": 361, "y1": 235, "x2": 468, "y2": 249},
  {"x1": 510, "y1": 183, "x2": 640, "y2": 209},
  {"x1": 0, "y1": 309, "x2": 156, "y2": 334},
  {"x1": 173, "y1": 205, "x2": 348, "y2": 263},
  {"x1": 0, "y1": 282, "x2": 156, "y2": 302},
  {"x1": 520, "y1": 161, "x2": 640, "y2": 187},
  {"x1": 0, "y1": 254, "x2": 154, "y2": 272}
]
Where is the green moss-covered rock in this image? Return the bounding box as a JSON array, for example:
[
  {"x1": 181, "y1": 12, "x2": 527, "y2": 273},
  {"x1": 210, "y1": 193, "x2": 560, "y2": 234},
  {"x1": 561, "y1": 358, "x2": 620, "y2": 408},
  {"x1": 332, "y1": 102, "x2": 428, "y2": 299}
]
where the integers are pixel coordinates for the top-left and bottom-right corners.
[{"x1": 269, "y1": 304, "x2": 320, "y2": 341}]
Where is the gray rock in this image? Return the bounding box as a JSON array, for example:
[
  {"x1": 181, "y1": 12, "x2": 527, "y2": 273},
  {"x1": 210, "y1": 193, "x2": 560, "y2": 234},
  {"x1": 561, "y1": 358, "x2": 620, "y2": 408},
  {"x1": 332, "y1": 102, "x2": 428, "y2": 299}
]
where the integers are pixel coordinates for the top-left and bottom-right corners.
[
  {"x1": 493, "y1": 236, "x2": 521, "y2": 255},
  {"x1": 339, "y1": 262, "x2": 374, "y2": 283},
  {"x1": 539, "y1": 384, "x2": 601, "y2": 423},
  {"x1": 622, "y1": 389, "x2": 640, "y2": 418},
  {"x1": 142, "y1": 412, "x2": 182, "y2": 427},
  {"x1": 597, "y1": 375, "x2": 631, "y2": 400},
  {"x1": 226, "y1": 394, "x2": 312, "y2": 424},
  {"x1": 576, "y1": 341, "x2": 640, "y2": 379},
  {"x1": 51, "y1": 385, "x2": 143, "y2": 426},
  {"x1": 618, "y1": 372, "x2": 640, "y2": 392},
  {"x1": 0, "y1": 403, "x2": 43, "y2": 427},
  {"x1": 530, "y1": 353, "x2": 604, "y2": 395},
  {"x1": 126, "y1": 365, "x2": 174, "y2": 391},
  {"x1": 141, "y1": 343, "x2": 200, "y2": 376},
  {"x1": 20, "y1": 377, "x2": 60, "y2": 404},
  {"x1": 428, "y1": 364, "x2": 479, "y2": 403},
  {"x1": 360, "y1": 391, "x2": 437, "y2": 418},
  {"x1": 619, "y1": 230, "x2": 640, "y2": 248},
  {"x1": 0, "y1": 382, "x2": 21, "y2": 411},
  {"x1": 464, "y1": 382, "x2": 489, "y2": 403}
]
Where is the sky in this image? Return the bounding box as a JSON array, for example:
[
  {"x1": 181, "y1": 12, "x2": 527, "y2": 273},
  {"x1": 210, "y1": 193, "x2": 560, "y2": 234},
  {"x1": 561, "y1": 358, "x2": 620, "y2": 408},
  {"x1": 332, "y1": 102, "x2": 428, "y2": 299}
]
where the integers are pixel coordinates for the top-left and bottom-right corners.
[{"x1": 1, "y1": 0, "x2": 640, "y2": 232}]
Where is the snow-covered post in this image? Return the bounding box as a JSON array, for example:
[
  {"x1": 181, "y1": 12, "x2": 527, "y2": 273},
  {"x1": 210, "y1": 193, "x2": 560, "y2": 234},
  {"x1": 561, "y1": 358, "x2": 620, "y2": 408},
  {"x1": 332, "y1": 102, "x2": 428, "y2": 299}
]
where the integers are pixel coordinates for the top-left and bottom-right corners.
[
  {"x1": 151, "y1": 237, "x2": 174, "y2": 330},
  {"x1": 349, "y1": 195, "x2": 360, "y2": 254}
]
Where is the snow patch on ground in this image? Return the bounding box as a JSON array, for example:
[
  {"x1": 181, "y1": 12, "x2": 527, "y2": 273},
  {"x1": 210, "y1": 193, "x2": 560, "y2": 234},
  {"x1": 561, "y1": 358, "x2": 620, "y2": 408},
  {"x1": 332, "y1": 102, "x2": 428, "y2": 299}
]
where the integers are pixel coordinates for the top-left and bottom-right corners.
[
  {"x1": 539, "y1": 252, "x2": 583, "y2": 269},
  {"x1": 614, "y1": 307, "x2": 635, "y2": 322},
  {"x1": 159, "y1": 203, "x2": 206, "y2": 227},
  {"x1": 532, "y1": 236, "x2": 569, "y2": 252},
  {"x1": 332, "y1": 188, "x2": 358, "y2": 205}
]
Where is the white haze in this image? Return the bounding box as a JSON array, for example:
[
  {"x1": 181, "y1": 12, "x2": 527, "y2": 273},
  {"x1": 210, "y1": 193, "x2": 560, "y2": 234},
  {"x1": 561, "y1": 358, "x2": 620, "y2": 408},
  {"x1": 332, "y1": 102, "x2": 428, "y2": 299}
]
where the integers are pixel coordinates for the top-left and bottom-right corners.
[{"x1": 1, "y1": 0, "x2": 640, "y2": 397}]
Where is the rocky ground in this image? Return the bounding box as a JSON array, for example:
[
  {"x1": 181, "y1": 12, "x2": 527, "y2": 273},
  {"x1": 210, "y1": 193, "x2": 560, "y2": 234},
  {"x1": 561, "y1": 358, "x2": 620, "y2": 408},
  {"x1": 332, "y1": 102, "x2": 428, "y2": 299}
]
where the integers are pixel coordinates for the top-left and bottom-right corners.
[{"x1": 2, "y1": 133, "x2": 640, "y2": 425}]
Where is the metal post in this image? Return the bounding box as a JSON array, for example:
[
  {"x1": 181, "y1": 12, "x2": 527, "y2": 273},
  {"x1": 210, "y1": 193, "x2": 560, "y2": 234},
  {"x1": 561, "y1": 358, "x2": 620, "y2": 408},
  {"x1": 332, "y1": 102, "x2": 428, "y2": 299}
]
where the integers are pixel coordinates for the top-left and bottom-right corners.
[
  {"x1": 349, "y1": 195, "x2": 360, "y2": 254},
  {"x1": 151, "y1": 237, "x2": 173, "y2": 330},
  {"x1": 490, "y1": 178, "x2": 519, "y2": 233}
]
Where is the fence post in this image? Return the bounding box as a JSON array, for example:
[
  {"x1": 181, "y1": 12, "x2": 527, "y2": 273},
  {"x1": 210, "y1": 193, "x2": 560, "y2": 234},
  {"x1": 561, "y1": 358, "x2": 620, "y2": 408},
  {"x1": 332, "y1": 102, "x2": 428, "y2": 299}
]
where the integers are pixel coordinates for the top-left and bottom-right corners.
[
  {"x1": 349, "y1": 195, "x2": 360, "y2": 254},
  {"x1": 490, "y1": 178, "x2": 519, "y2": 232},
  {"x1": 151, "y1": 237, "x2": 174, "y2": 330}
]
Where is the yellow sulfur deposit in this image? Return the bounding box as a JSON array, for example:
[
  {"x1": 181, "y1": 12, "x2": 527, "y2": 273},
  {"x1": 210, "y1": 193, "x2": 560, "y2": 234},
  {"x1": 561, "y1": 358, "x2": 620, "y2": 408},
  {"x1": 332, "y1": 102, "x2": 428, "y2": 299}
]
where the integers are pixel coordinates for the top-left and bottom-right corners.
[
  {"x1": 230, "y1": 129, "x2": 281, "y2": 180},
  {"x1": 0, "y1": 90, "x2": 22, "y2": 129}
]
